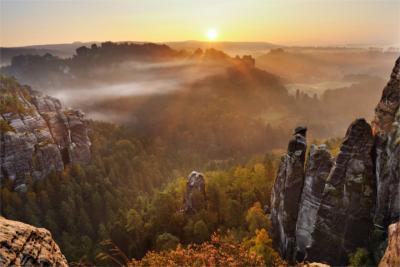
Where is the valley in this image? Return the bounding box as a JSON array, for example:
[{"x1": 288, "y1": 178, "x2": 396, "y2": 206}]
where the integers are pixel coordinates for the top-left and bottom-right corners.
[{"x1": 1, "y1": 42, "x2": 399, "y2": 266}]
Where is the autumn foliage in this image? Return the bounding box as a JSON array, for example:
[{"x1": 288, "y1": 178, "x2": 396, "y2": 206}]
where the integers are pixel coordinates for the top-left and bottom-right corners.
[{"x1": 129, "y1": 233, "x2": 265, "y2": 267}]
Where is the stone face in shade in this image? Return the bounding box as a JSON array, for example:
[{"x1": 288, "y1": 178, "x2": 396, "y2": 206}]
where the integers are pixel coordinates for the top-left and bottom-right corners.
[
  {"x1": 270, "y1": 56, "x2": 400, "y2": 266},
  {"x1": 306, "y1": 118, "x2": 375, "y2": 265},
  {"x1": 295, "y1": 144, "x2": 333, "y2": 259},
  {"x1": 270, "y1": 131, "x2": 307, "y2": 262}
]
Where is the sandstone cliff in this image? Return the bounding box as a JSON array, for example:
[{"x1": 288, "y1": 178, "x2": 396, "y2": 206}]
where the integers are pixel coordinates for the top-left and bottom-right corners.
[
  {"x1": 306, "y1": 119, "x2": 375, "y2": 265},
  {"x1": 0, "y1": 76, "x2": 91, "y2": 190},
  {"x1": 270, "y1": 133, "x2": 306, "y2": 261},
  {"x1": 0, "y1": 216, "x2": 68, "y2": 266},
  {"x1": 295, "y1": 144, "x2": 333, "y2": 260},
  {"x1": 270, "y1": 56, "x2": 400, "y2": 265},
  {"x1": 372, "y1": 56, "x2": 400, "y2": 227}
]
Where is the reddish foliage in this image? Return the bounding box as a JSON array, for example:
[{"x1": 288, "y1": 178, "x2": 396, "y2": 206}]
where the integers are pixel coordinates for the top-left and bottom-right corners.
[{"x1": 129, "y1": 233, "x2": 265, "y2": 267}]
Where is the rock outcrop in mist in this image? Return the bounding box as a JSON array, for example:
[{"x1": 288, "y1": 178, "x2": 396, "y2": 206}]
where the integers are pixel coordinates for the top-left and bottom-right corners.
[
  {"x1": 0, "y1": 216, "x2": 68, "y2": 266},
  {"x1": 270, "y1": 57, "x2": 400, "y2": 265},
  {"x1": 0, "y1": 76, "x2": 91, "y2": 190}
]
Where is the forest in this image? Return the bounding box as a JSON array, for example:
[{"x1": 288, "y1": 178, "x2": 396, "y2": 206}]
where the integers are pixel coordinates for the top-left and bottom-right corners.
[
  {"x1": 0, "y1": 119, "x2": 281, "y2": 265},
  {"x1": 0, "y1": 116, "x2": 350, "y2": 265},
  {"x1": 0, "y1": 42, "x2": 394, "y2": 266},
  {"x1": 1, "y1": 1, "x2": 399, "y2": 266}
]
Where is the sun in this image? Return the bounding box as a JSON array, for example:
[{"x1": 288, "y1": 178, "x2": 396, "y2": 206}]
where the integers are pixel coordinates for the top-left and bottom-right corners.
[{"x1": 206, "y1": 28, "x2": 218, "y2": 41}]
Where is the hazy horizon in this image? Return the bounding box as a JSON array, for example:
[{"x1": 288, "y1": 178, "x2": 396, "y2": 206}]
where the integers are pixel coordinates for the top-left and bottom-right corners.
[
  {"x1": 1, "y1": 0, "x2": 399, "y2": 47},
  {"x1": 2, "y1": 39, "x2": 400, "y2": 49}
]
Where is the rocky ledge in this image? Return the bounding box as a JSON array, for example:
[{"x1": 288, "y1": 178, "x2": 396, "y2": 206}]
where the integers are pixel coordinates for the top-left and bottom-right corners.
[
  {"x1": 0, "y1": 76, "x2": 91, "y2": 190},
  {"x1": 0, "y1": 216, "x2": 68, "y2": 266}
]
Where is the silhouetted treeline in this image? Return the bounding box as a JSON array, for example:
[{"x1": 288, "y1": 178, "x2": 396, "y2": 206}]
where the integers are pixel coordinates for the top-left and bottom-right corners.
[{"x1": 0, "y1": 42, "x2": 255, "y2": 89}]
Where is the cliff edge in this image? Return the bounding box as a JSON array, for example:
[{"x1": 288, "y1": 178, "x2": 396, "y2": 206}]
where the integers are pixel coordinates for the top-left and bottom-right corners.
[
  {"x1": 0, "y1": 75, "x2": 91, "y2": 190},
  {"x1": 0, "y1": 216, "x2": 68, "y2": 266}
]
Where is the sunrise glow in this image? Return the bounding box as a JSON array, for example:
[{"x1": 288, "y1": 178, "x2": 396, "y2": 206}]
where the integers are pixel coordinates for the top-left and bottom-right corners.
[{"x1": 206, "y1": 28, "x2": 218, "y2": 41}]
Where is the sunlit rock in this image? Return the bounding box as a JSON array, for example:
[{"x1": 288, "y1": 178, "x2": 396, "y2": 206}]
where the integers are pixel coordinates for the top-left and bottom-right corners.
[
  {"x1": 372, "y1": 56, "x2": 400, "y2": 228},
  {"x1": 379, "y1": 221, "x2": 400, "y2": 267},
  {"x1": 0, "y1": 216, "x2": 68, "y2": 266}
]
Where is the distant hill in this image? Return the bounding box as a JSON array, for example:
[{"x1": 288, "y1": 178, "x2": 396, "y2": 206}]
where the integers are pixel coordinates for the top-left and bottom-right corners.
[
  {"x1": 1, "y1": 41, "x2": 393, "y2": 142},
  {"x1": 256, "y1": 47, "x2": 399, "y2": 83},
  {"x1": 0, "y1": 41, "x2": 258, "y2": 90},
  {"x1": 0, "y1": 42, "x2": 98, "y2": 65},
  {"x1": 166, "y1": 41, "x2": 281, "y2": 56},
  {"x1": 0, "y1": 41, "x2": 280, "y2": 66}
]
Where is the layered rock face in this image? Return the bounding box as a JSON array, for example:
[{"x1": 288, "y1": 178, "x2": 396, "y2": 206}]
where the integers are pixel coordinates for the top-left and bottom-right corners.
[
  {"x1": 0, "y1": 216, "x2": 68, "y2": 266},
  {"x1": 307, "y1": 119, "x2": 375, "y2": 264},
  {"x1": 183, "y1": 171, "x2": 206, "y2": 213},
  {"x1": 295, "y1": 144, "x2": 333, "y2": 259},
  {"x1": 270, "y1": 133, "x2": 306, "y2": 261},
  {"x1": 0, "y1": 77, "x2": 91, "y2": 189},
  {"x1": 372, "y1": 56, "x2": 400, "y2": 227},
  {"x1": 270, "y1": 56, "x2": 400, "y2": 265}
]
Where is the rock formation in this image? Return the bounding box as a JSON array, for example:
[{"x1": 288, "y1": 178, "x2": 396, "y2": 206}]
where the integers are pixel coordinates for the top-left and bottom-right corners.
[
  {"x1": 379, "y1": 222, "x2": 400, "y2": 267},
  {"x1": 183, "y1": 171, "x2": 206, "y2": 213},
  {"x1": 270, "y1": 56, "x2": 400, "y2": 266},
  {"x1": 0, "y1": 216, "x2": 68, "y2": 266},
  {"x1": 306, "y1": 118, "x2": 375, "y2": 265},
  {"x1": 372, "y1": 56, "x2": 400, "y2": 228},
  {"x1": 0, "y1": 76, "x2": 91, "y2": 190},
  {"x1": 295, "y1": 144, "x2": 333, "y2": 259},
  {"x1": 270, "y1": 128, "x2": 307, "y2": 262}
]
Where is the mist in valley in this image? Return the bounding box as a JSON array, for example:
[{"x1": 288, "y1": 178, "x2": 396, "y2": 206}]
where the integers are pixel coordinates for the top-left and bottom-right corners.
[
  {"x1": 1, "y1": 42, "x2": 398, "y2": 159},
  {"x1": 47, "y1": 59, "x2": 227, "y2": 122},
  {"x1": 1, "y1": 0, "x2": 400, "y2": 265}
]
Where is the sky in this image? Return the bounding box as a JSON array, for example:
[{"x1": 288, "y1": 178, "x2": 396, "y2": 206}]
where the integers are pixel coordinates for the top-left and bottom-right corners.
[{"x1": 0, "y1": 0, "x2": 399, "y2": 47}]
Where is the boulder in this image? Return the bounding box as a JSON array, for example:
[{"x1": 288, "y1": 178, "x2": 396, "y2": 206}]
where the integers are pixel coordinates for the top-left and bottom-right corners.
[{"x1": 0, "y1": 216, "x2": 68, "y2": 266}]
